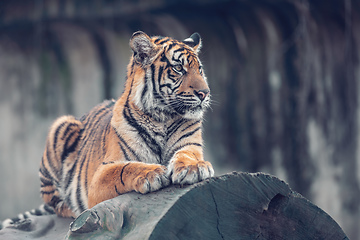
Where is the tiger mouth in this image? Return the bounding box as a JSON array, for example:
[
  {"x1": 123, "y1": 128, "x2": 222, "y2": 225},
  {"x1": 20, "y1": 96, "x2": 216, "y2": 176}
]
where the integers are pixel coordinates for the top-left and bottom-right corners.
[
  {"x1": 173, "y1": 105, "x2": 202, "y2": 115},
  {"x1": 171, "y1": 100, "x2": 208, "y2": 115}
]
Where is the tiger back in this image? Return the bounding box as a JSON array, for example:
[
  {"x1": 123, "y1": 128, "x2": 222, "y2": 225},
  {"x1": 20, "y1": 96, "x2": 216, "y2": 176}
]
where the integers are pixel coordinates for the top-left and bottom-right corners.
[{"x1": 39, "y1": 31, "x2": 214, "y2": 218}]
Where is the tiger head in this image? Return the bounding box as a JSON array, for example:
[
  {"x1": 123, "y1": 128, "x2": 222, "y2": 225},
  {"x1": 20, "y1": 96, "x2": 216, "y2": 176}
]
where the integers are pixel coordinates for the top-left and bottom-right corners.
[{"x1": 128, "y1": 31, "x2": 210, "y2": 121}]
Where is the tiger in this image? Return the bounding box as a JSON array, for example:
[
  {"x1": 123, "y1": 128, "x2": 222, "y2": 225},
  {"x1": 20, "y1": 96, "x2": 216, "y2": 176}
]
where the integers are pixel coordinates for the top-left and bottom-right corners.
[
  {"x1": 0, "y1": 32, "x2": 214, "y2": 228},
  {"x1": 34, "y1": 31, "x2": 215, "y2": 219}
]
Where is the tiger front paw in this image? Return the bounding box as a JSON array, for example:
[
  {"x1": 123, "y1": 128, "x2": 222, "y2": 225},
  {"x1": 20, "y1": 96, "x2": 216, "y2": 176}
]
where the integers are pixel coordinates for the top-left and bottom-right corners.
[
  {"x1": 167, "y1": 154, "x2": 214, "y2": 185},
  {"x1": 133, "y1": 164, "x2": 170, "y2": 194}
]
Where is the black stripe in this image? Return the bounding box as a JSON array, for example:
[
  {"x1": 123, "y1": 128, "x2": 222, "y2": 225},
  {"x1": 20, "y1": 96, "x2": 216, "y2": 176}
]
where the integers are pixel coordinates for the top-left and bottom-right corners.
[
  {"x1": 44, "y1": 204, "x2": 55, "y2": 214},
  {"x1": 140, "y1": 75, "x2": 148, "y2": 104},
  {"x1": 172, "y1": 55, "x2": 182, "y2": 63},
  {"x1": 151, "y1": 64, "x2": 165, "y2": 104},
  {"x1": 39, "y1": 164, "x2": 52, "y2": 180},
  {"x1": 41, "y1": 190, "x2": 55, "y2": 195},
  {"x1": 174, "y1": 47, "x2": 185, "y2": 53},
  {"x1": 167, "y1": 69, "x2": 178, "y2": 82},
  {"x1": 158, "y1": 66, "x2": 164, "y2": 86},
  {"x1": 181, "y1": 120, "x2": 201, "y2": 132},
  {"x1": 34, "y1": 209, "x2": 43, "y2": 216},
  {"x1": 160, "y1": 84, "x2": 173, "y2": 94},
  {"x1": 113, "y1": 126, "x2": 141, "y2": 161},
  {"x1": 167, "y1": 119, "x2": 188, "y2": 139},
  {"x1": 39, "y1": 160, "x2": 59, "y2": 186},
  {"x1": 46, "y1": 142, "x2": 56, "y2": 171},
  {"x1": 62, "y1": 123, "x2": 78, "y2": 140},
  {"x1": 168, "y1": 76, "x2": 177, "y2": 83},
  {"x1": 160, "y1": 53, "x2": 171, "y2": 67},
  {"x1": 167, "y1": 118, "x2": 183, "y2": 132},
  {"x1": 53, "y1": 122, "x2": 66, "y2": 154},
  {"x1": 126, "y1": 74, "x2": 135, "y2": 103},
  {"x1": 171, "y1": 81, "x2": 182, "y2": 93},
  {"x1": 83, "y1": 150, "x2": 95, "y2": 198},
  {"x1": 187, "y1": 54, "x2": 194, "y2": 66},
  {"x1": 102, "y1": 161, "x2": 114, "y2": 165},
  {"x1": 174, "y1": 127, "x2": 201, "y2": 145},
  {"x1": 64, "y1": 194, "x2": 73, "y2": 211},
  {"x1": 118, "y1": 142, "x2": 131, "y2": 162},
  {"x1": 78, "y1": 148, "x2": 95, "y2": 201},
  {"x1": 120, "y1": 163, "x2": 131, "y2": 186},
  {"x1": 174, "y1": 52, "x2": 184, "y2": 61},
  {"x1": 79, "y1": 101, "x2": 112, "y2": 124},
  {"x1": 40, "y1": 176, "x2": 53, "y2": 186},
  {"x1": 76, "y1": 184, "x2": 86, "y2": 213},
  {"x1": 167, "y1": 42, "x2": 177, "y2": 51},
  {"x1": 153, "y1": 130, "x2": 166, "y2": 138},
  {"x1": 49, "y1": 195, "x2": 61, "y2": 209},
  {"x1": 158, "y1": 66, "x2": 168, "y2": 95},
  {"x1": 158, "y1": 38, "x2": 170, "y2": 45},
  {"x1": 178, "y1": 93, "x2": 193, "y2": 97},
  {"x1": 41, "y1": 183, "x2": 53, "y2": 188},
  {"x1": 46, "y1": 136, "x2": 61, "y2": 177},
  {"x1": 129, "y1": 60, "x2": 135, "y2": 75},
  {"x1": 64, "y1": 161, "x2": 76, "y2": 191},
  {"x1": 123, "y1": 105, "x2": 162, "y2": 157},
  {"x1": 64, "y1": 131, "x2": 77, "y2": 148},
  {"x1": 40, "y1": 184, "x2": 53, "y2": 188},
  {"x1": 115, "y1": 185, "x2": 122, "y2": 195},
  {"x1": 154, "y1": 37, "x2": 164, "y2": 44},
  {"x1": 61, "y1": 130, "x2": 82, "y2": 162}
]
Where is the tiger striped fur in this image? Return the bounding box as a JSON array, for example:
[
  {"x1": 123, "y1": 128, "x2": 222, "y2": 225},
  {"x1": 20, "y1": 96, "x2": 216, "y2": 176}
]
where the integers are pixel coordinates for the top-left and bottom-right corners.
[
  {"x1": 37, "y1": 31, "x2": 214, "y2": 218},
  {"x1": 0, "y1": 204, "x2": 54, "y2": 229}
]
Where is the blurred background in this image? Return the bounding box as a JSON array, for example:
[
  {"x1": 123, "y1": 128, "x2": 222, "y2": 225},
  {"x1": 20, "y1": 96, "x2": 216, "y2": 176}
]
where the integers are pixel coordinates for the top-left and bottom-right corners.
[{"x1": 0, "y1": 0, "x2": 359, "y2": 238}]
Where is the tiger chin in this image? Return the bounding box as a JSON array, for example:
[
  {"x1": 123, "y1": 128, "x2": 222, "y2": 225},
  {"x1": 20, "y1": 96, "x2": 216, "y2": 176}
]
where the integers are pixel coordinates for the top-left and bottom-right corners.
[{"x1": 39, "y1": 31, "x2": 214, "y2": 218}]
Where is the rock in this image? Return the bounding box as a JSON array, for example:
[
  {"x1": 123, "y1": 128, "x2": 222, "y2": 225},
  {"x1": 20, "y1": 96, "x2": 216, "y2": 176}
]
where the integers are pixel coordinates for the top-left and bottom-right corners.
[{"x1": 0, "y1": 172, "x2": 348, "y2": 239}]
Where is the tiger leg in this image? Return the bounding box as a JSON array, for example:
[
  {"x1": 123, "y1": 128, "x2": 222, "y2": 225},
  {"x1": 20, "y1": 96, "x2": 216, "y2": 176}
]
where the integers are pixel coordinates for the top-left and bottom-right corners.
[
  {"x1": 39, "y1": 115, "x2": 83, "y2": 218},
  {"x1": 167, "y1": 148, "x2": 215, "y2": 185},
  {"x1": 88, "y1": 162, "x2": 170, "y2": 208}
]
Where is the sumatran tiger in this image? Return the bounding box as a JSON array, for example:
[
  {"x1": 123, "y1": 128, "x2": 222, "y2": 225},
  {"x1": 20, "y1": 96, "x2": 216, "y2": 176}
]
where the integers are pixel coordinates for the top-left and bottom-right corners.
[
  {"x1": 34, "y1": 31, "x2": 214, "y2": 219},
  {"x1": 0, "y1": 32, "x2": 214, "y2": 228}
]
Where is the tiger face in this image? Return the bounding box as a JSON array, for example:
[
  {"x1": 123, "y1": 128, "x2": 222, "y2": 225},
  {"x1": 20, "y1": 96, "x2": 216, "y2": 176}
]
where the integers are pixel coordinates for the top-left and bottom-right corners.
[{"x1": 130, "y1": 31, "x2": 210, "y2": 120}]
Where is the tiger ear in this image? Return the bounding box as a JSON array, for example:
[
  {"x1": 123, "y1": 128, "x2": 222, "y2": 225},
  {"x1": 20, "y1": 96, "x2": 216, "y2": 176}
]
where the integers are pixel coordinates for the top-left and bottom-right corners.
[
  {"x1": 130, "y1": 31, "x2": 158, "y2": 65},
  {"x1": 183, "y1": 32, "x2": 202, "y2": 53}
]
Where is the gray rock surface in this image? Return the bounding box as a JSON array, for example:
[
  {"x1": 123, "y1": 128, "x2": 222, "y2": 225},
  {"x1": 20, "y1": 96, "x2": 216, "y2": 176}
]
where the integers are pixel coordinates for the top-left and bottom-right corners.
[{"x1": 0, "y1": 172, "x2": 348, "y2": 239}]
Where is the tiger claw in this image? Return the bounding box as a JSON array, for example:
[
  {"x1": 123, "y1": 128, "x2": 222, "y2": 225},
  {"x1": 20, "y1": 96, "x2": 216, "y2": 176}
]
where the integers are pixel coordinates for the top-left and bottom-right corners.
[
  {"x1": 167, "y1": 158, "x2": 214, "y2": 185},
  {"x1": 134, "y1": 165, "x2": 170, "y2": 194}
]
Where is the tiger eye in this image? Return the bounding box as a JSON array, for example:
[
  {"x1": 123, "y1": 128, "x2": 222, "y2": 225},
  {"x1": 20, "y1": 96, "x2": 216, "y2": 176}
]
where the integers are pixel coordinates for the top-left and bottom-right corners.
[{"x1": 173, "y1": 65, "x2": 183, "y2": 72}]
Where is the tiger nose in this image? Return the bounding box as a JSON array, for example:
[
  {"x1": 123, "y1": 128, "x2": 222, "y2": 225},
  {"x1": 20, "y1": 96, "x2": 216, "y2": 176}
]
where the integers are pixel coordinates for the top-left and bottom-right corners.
[{"x1": 194, "y1": 89, "x2": 210, "y2": 101}]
